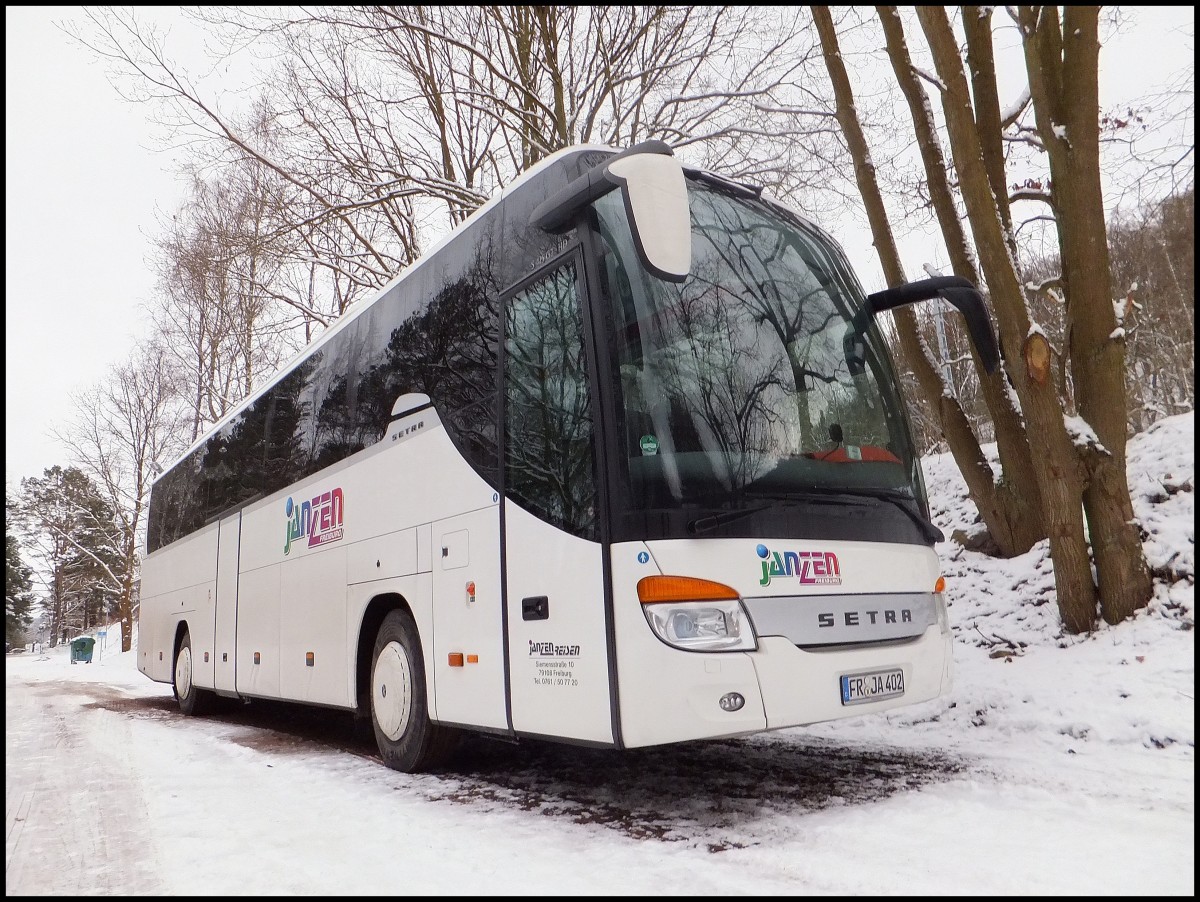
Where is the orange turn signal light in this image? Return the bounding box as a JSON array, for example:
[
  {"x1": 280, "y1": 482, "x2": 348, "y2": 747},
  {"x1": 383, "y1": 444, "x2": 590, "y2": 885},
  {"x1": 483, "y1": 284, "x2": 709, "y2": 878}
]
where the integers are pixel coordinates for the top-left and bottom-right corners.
[
  {"x1": 448, "y1": 653, "x2": 464, "y2": 667},
  {"x1": 934, "y1": 576, "x2": 946, "y2": 593},
  {"x1": 637, "y1": 575, "x2": 740, "y2": 604}
]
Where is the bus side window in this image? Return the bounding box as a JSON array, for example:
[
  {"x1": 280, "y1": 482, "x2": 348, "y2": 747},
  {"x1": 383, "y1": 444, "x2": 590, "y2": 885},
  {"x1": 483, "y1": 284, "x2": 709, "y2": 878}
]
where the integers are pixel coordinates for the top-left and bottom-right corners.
[{"x1": 503, "y1": 260, "x2": 598, "y2": 540}]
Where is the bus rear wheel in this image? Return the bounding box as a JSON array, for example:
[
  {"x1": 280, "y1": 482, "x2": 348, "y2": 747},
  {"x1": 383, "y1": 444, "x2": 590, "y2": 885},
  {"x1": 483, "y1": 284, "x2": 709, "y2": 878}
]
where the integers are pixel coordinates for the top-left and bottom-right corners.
[
  {"x1": 370, "y1": 609, "x2": 458, "y2": 772},
  {"x1": 173, "y1": 628, "x2": 215, "y2": 716}
]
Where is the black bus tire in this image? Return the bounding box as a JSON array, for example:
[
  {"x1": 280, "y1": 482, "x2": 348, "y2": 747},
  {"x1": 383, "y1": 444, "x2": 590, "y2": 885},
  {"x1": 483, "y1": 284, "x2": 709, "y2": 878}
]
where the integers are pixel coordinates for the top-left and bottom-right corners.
[
  {"x1": 174, "y1": 628, "x2": 215, "y2": 716},
  {"x1": 370, "y1": 609, "x2": 458, "y2": 772}
]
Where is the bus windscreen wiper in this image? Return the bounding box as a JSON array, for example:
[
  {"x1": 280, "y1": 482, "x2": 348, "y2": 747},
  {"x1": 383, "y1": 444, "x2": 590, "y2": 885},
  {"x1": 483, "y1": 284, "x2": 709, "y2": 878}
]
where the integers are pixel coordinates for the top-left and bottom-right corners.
[
  {"x1": 686, "y1": 504, "x2": 771, "y2": 535},
  {"x1": 746, "y1": 486, "x2": 944, "y2": 544}
]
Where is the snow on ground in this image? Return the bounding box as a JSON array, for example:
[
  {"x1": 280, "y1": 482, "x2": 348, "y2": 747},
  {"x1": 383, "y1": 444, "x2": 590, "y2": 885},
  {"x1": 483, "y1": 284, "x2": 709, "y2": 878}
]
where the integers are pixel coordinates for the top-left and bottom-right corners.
[
  {"x1": 910, "y1": 409, "x2": 1193, "y2": 752},
  {"x1": 5, "y1": 413, "x2": 1193, "y2": 895}
]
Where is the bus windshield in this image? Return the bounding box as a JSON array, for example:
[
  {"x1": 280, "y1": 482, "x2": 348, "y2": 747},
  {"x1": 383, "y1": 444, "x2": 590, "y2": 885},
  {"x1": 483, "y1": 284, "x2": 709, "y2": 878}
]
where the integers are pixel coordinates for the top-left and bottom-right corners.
[{"x1": 594, "y1": 178, "x2": 924, "y2": 528}]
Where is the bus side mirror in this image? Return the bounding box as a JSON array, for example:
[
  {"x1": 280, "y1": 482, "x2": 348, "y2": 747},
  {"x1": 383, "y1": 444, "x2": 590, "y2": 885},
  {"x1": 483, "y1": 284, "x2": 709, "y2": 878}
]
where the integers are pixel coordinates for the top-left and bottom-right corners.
[
  {"x1": 865, "y1": 277, "x2": 1001, "y2": 374},
  {"x1": 532, "y1": 141, "x2": 691, "y2": 283}
]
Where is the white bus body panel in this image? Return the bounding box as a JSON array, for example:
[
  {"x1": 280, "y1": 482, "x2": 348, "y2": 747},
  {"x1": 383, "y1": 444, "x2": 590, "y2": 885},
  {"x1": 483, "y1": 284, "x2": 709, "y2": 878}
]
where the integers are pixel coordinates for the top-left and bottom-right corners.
[
  {"x1": 138, "y1": 523, "x2": 219, "y2": 684},
  {"x1": 612, "y1": 538, "x2": 952, "y2": 748},
  {"x1": 236, "y1": 563, "x2": 281, "y2": 697},
  {"x1": 645, "y1": 538, "x2": 940, "y2": 597},
  {"x1": 230, "y1": 419, "x2": 497, "y2": 712},
  {"x1": 214, "y1": 514, "x2": 240, "y2": 694},
  {"x1": 610, "y1": 542, "x2": 767, "y2": 747},
  {"x1": 504, "y1": 502, "x2": 613, "y2": 743},
  {"x1": 138, "y1": 409, "x2": 949, "y2": 752},
  {"x1": 140, "y1": 418, "x2": 507, "y2": 731},
  {"x1": 347, "y1": 527, "x2": 418, "y2": 584},
  {"x1": 432, "y1": 506, "x2": 506, "y2": 730},
  {"x1": 278, "y1": 546, "x2": 348, "y2": 705}
]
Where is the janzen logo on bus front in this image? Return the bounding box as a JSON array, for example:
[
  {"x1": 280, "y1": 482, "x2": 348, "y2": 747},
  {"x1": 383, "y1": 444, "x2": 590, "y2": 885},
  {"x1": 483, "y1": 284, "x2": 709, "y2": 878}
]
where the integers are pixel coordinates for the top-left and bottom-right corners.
[
  {"x1": 756, "y1": 543, "x2": 841, "y2": 587},
  {"x1": 284, "y1": 487, "x2": 345, "y2": 555}
]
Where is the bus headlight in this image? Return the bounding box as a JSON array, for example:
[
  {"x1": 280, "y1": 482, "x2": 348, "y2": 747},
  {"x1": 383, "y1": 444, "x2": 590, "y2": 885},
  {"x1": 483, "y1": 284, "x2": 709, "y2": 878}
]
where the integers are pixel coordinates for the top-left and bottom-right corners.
[
  {"x1": 637, "y1": 575, "x2": 758, "y2": 652},
  {"x1": 643, "y1": 599, "x2": 756, "y2": 651}
]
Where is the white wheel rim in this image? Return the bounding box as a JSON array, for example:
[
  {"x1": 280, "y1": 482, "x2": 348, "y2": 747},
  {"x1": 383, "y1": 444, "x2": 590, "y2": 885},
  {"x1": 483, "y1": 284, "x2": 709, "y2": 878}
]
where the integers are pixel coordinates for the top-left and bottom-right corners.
[
  {"x1": 373, "y1": 640, "x2": 413, "y2": 741},
  {"x1": 175, "y1": 645, "x2": 193, "y2": 699}
]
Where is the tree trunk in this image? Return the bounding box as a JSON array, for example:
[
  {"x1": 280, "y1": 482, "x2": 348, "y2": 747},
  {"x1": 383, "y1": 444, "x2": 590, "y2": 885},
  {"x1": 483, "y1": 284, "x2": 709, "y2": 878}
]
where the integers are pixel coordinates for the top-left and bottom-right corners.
[
  {"x1": 961, "y1": 6, "x2": 1015, "y2": 239},
  {"x1": 815, "y1": 8, "x2": 1011, "y2": 531},
  {"x1": 120, "y1": 553, "x2": 136, "y2": 654},
  {"x1": 50, "y1": 567, "x2": 63, "y2": 648},
  {"x1": 1019, "y1": 5, "x2": 1152, "y2": 623},
  {"x1": 510, "y1": 7, "x2": 542, "y2": 168},
  {"x1": 875, "y1": 6, "x2": 1045, "y2": 554},
  {"x1": 535, "y1": 7, "x2": 570, "y2": 148},
  {"x1": 917, "y1": 5, "x2": 1096, "y2": 632}
]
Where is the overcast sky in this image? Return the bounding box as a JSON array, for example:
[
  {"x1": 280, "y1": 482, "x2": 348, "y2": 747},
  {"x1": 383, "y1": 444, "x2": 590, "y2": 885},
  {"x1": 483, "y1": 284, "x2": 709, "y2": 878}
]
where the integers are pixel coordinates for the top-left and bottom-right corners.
[
  {"x1": 4, "y1": 6, "x2": 1194, "y2": 492},
  {"x1": 6, "y1": 6, "x2": 185, "y2": 490}
]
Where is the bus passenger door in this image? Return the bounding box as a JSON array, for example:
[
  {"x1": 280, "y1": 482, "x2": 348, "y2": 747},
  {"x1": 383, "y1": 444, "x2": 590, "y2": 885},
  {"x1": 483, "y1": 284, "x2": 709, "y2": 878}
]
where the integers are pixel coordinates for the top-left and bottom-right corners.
[
  {"x1": 213, "y1": 512, "x2": 240, "y2": 695},
  {"x1": 501, "y1": 254, "x2": 615, "y2": 744}
]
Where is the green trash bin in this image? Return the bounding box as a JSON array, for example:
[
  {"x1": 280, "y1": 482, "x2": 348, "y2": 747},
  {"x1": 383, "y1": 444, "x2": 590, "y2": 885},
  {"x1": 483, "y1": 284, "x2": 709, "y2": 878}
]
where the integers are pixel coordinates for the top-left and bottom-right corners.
[{"x1": 70, "y1": 637, "x2": 96, "y2": 664}]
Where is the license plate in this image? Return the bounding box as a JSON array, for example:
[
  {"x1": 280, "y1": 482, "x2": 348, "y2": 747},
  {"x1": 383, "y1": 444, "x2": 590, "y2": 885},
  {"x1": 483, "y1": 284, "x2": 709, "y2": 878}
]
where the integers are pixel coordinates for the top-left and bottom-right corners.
[{"x1": 840, "y1": 668, "x2": 904, "y2": 705}]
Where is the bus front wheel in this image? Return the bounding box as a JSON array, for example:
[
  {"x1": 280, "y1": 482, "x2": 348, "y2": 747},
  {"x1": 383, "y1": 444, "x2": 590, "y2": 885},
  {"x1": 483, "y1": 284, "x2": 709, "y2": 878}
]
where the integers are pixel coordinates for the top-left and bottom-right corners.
[
  {"x1": 173, "y1": 628, "x2": 215, "y2": 716},
  {"x1": 370, "y1": 609, "x2": 457, "y2": 772}
]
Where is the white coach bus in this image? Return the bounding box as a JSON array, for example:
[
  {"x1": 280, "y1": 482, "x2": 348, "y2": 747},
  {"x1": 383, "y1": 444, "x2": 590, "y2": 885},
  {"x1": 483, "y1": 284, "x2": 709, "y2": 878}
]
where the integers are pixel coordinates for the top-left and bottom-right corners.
[{"x1": 138, "y1": 141, "x2": 1000, "y2": 772}]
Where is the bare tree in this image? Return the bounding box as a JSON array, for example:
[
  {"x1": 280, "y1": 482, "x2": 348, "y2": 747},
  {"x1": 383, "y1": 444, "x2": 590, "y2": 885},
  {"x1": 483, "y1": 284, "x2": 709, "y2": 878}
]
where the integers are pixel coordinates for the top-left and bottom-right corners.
[
  {"x1": 68, "y1": 8, "x2": 411, "y2": 299},
  {"x1": 55, "y1": 342, "x2": 188, "y2": 652},
  {"x1": 344, "y1": 6, "x2": 827, "y2": 179},
  {"x1": 1107, "y1": 187, "x2": 1195, "y2": 431},
  {"x1": 151, "y1": 163, "x2": 298, "y2": 442},
  {"x1": 814, "y1": 6, "x2": 1044, "y2": 558},
  {"x1": 814, "y1": 5, "x2": 1161, "y2": 630},
  {"x1": 908, "y1": 6, "x2": 1097, "y2": 630},
  {"x1": 70, "y1": 7, "x2": 836, "y2": 285}
]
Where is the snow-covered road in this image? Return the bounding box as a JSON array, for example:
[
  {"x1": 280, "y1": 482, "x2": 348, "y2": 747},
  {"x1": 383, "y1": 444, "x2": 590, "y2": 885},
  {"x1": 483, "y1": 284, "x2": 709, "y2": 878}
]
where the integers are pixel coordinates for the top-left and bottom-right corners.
[
  {"x1": 6, "y1": 639, "x2": 1192, "y2": 896},
  {"x1": 6, "y1": 669, "x2": 167, "y2": 894}
]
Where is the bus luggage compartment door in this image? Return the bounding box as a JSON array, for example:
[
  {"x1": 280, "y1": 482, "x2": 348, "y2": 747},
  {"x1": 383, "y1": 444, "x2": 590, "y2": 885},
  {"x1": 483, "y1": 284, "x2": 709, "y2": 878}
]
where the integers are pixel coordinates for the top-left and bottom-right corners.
[{"x1": 431, "y1": 507, "x2": 506, "y2": 730}]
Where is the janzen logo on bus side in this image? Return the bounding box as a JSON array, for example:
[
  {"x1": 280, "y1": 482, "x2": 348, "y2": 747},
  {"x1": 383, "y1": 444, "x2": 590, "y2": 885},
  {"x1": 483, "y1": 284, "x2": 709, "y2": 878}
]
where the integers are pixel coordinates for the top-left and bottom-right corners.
[
  {"x1": 529, "y1": 640, "x2": 580, "y2": 657},
  {"x1": 756, "y1": 543, "x2": 841, "y2": 587},
  {"x1": 284, "y1": 487, "x2": 345, "y2": 555}
]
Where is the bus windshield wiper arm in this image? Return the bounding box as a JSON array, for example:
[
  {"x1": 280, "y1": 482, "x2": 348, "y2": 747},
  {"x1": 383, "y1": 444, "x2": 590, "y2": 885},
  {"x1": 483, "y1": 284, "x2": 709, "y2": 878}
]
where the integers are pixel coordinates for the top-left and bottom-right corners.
[
  {"x1": 747, "y1": 486, "x2": 944, "y2": 544},
  {"x1": 858, "y1": 489, "x2": 944, "y2": 544},
  {"x1": 687, "y1": 504, "x2": 771, "y2": 535}
]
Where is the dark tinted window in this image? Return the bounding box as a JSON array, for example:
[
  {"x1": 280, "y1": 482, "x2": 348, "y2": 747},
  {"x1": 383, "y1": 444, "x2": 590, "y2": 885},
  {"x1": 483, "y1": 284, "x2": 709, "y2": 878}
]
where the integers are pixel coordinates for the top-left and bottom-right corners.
[
  {"x1": 503, "y1": 259, "x2": 597, "y2": 539},
  {"x1": 148, "y1": 148, "x2": 610, "y2": 554},
  {"x1": 148, "y1": 221, "x2": 502, "y2": 552},
  {"x1": 592, "y1": 180, "x2": 929, "y2": 545}
]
